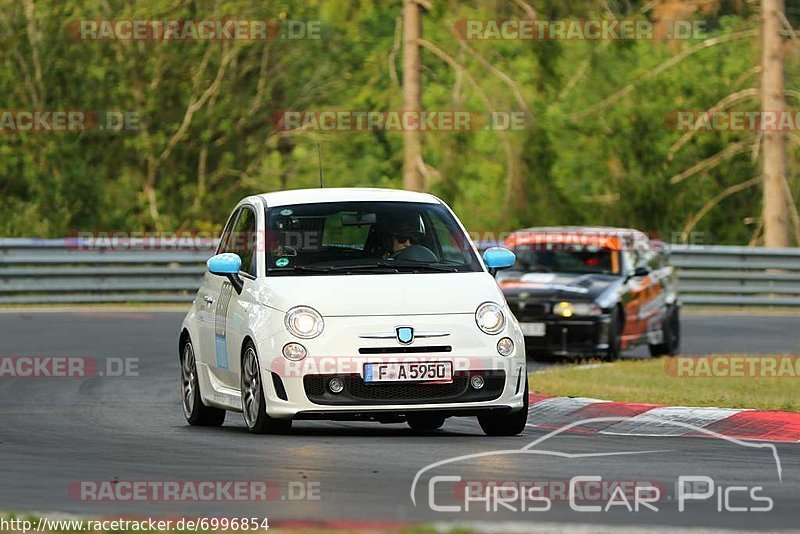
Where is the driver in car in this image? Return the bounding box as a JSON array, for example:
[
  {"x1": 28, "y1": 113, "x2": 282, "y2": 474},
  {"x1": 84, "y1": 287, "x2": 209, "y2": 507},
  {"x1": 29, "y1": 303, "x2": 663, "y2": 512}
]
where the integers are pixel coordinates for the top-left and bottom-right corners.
[{"x1": 382, "y1": 214, "x2": 424, "y2": 260}]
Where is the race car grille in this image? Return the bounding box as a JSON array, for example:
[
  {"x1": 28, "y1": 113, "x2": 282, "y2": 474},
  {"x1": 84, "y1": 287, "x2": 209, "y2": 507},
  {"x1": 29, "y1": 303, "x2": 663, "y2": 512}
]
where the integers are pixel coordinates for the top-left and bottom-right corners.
[
  {"x1": 303, "y1": 371, "x2": 505, "y2": 405},
  {"x1": 509, "y1": 301, "x2": 549, "y2": 320}
]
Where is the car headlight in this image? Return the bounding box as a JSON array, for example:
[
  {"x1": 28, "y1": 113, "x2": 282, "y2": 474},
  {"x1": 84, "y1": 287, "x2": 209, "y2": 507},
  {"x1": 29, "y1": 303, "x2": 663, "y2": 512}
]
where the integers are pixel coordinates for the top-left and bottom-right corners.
[
  {"x1": 285, "y1": 306, "x2": 324, "y2": 339},
  {"x1": 475, "y1": 302, "x2": 505, "y2": 335},
  {"x1": 553, "y1": 301, "x2": 601, "y2": 317}
]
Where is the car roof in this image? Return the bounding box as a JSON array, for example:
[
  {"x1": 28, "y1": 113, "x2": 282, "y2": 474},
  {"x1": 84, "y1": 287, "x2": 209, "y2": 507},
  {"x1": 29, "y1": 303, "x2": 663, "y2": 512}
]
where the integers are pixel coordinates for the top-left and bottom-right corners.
[
  {"x1": 504, "y1": 226, "x2": 652, "y2": 251},
  {"x1": 254, "y1": 188, "x2": 441, "y2": 207},
  {"x1": 510, "y1": 225, "x2": 648, "y2": 238}
]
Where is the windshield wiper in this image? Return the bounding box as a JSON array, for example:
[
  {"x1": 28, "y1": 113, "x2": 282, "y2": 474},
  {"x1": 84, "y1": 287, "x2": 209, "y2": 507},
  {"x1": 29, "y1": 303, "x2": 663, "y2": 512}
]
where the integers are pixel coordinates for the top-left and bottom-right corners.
[
  {"x1": 394, "y1": 264, "x2": 458, "y2": 273},
  {"x1": 324, "y1": 262, "x2": 400, "y2": 274},
  {"x1": 334, "y1": 262, "x2": 459, "y2": 273},
  {"x1": 266, "y1": 265, "x2": 333, "y2": 275}
]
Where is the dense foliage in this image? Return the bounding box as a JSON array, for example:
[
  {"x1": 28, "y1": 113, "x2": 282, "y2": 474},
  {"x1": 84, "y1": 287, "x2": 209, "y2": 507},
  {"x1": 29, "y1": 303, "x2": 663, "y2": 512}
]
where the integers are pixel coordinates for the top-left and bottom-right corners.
[{"x1": 1, "y1": 0, "x2": 798, "y2": 244}]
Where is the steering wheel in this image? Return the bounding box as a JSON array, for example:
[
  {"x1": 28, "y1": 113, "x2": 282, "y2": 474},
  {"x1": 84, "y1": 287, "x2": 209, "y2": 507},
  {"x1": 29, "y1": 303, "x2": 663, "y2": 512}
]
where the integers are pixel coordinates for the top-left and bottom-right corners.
[{"x1": 389, "y1": 244, "x2": 438, "y2": 262}]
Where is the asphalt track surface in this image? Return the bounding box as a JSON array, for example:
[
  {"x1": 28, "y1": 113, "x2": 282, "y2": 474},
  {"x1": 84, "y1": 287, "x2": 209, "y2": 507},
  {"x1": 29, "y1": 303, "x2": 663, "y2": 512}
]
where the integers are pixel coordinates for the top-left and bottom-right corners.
[{"x1": 0, "y1": 311, "x2": 798, "y2": 530}]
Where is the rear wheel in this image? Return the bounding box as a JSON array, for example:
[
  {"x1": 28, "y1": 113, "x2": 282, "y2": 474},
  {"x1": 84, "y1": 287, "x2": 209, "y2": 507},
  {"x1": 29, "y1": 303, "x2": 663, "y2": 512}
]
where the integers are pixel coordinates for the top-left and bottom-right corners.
[
  {"x1": 407, "y1": 413, "x2": 446, "y2": 432},
  {"x1": 241, "y1": 342, "x2": 292, "y2": 434},
  {"x1": 181, "y1": 339, "x2": 226, "y2": 427},
  {"x1": 649, "y1": 306, "x2": 680, "y2": 357},
  {"x1": 478, "y1": 382, "x2": 529, "y2": 436}
]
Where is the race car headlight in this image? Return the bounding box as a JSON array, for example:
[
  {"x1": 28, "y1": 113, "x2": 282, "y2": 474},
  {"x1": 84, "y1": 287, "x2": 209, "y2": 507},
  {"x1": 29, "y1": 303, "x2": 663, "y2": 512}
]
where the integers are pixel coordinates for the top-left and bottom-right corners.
[
  {"x1": 553, "y1": 301, "x2": 601, "y2": 317},
  {"x1": 475, "y1": 302, "x2": 505, "y2": 335},
  {"x1": 285, "y1": 306, "x2": 324, "y2": 339}
]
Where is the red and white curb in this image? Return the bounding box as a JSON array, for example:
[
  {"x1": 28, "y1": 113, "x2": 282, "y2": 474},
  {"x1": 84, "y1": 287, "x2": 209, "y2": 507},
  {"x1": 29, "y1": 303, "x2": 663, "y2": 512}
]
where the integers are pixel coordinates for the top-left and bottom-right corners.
[{"x1": 528, "y1": 393, "x2": 800, "y2": 443}]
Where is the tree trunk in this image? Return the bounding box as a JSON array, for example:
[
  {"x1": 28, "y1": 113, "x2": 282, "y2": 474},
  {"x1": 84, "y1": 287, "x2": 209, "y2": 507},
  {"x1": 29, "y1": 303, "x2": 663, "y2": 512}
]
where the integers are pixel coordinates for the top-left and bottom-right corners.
[
  {"x1": 402, "y1": 0, "x2": 424, "y2": 191},
  {"x1": 761, "y1": 0, "x2": 791, "y2": 247}
]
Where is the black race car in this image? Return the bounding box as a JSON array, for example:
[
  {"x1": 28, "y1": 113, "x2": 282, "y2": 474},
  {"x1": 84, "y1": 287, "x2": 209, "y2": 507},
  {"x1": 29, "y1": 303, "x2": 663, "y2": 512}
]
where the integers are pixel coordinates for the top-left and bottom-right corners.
[{"x1": 496, "y1": 226, "x2": 680, "y2": 360}]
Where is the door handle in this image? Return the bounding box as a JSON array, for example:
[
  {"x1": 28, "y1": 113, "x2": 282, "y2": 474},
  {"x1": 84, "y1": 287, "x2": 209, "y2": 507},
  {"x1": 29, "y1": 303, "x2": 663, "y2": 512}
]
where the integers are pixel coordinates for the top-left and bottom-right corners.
[{"x1": 203, "y1": 295, "x2": 215, "y2": 305}]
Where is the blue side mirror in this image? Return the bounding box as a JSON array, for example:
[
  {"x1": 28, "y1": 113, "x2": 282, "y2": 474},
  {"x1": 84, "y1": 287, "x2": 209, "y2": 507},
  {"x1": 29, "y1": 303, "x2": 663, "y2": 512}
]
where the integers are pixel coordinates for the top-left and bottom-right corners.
[
  {"x1": 483, "y1": 247, "x2": 516, "y2": 276},
  {"x1": 207, "y1": 253, "x2": 242, "y2": 275}
]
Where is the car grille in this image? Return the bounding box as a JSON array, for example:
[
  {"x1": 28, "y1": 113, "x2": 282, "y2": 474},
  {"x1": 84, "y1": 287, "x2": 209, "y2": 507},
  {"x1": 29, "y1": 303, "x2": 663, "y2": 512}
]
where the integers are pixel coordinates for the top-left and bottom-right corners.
[
  {"x1": 358, "y1": 345, "x2": 452, "y2": 354},
  {"x1": 303, "y1": 371, "x2": 505, "y2": 405},
  {"x1": 509, "y1": 300, "x2": 549, "y2": 320}
]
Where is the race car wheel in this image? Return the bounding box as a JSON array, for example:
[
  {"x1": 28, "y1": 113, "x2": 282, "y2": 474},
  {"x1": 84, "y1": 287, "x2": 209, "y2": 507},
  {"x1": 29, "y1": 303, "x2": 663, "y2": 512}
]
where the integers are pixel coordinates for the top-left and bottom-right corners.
[
  {"x1": 478, "y1": 382, "x2": 529, "y2": 436},
  {"x1": 605, "y1": 308, "x2": 623, "y2": 361},
  {"x1": 407, "y1": 413, "x2": 446, "y2": 432},
  {"x1": 649, "y1": 306, "x2": 680, "y2": 357},
  {"x1": 241, "y1": 342, "x2": 292, "y2": 434},
  {"x1": 181, "y1": 339, "x2": 226, "y2": 427}
]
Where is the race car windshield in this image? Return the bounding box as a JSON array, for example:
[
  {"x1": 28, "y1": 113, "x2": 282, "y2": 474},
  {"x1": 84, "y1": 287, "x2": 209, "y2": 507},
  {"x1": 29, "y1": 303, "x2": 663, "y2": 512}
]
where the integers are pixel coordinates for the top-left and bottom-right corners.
[
  {"x1": 510, "y1": 244, "x2": 619, "y2": 275},
  {"x1": 264, "y1": 201, "x2": 482, "y2": 275}
]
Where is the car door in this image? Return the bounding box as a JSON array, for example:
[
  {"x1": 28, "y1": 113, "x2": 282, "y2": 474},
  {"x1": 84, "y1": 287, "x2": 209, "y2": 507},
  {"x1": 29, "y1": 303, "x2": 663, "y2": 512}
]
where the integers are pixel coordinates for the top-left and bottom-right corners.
[
  {"x1": 196, "y1": 207, "x2": 242, "y2": 385},
  {"x1": 623, "y1": 238, "x2": 662, "y2": 345},
  {"x1": 220, "y1": 204, "x2": 261, "y2": 390},
  {"x1": 619, "y1": 237, "x2": 645, "y2": 345},
  {"x1": 636, "y1": 241, "x2": 664, "y2": 343}
]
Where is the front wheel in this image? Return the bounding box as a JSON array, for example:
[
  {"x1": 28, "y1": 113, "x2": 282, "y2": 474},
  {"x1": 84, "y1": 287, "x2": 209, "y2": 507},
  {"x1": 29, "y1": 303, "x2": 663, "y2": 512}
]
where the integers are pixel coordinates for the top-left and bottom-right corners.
[
  {"x1": 181, "y1": 339, "x2": 226, "y2": 427},
  {"x1": 241, "y1": 342, "x2": 292, "y2": 434},
  {"x1": 478, "y1": 383, "x2": 529, "y2": 436},
  {"x1": 407, "y1": 413, "x2": 446, "y2": 432}
]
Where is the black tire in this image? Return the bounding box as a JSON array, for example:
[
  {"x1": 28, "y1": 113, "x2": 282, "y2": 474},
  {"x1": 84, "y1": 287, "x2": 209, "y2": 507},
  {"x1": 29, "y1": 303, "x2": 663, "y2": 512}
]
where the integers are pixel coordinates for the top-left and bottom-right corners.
[
  {"x1": 407, "y1": 413, "x2": 446, "y2": 432},
  {"x1": 478, "y1": 382, "x2": 529, "y2": 436},
  {"x1": 649, "y1": 306, "x2": 681, "y2": 357},
  {"x1": 605, "y1": 308, "x2": 623, "y2": 361},
  {"x1": 180, "y1": 338, "x2": 226, "y2": 427},
  {"x1": 241, "y1": 341, "x2": 292, "y2": 434}
]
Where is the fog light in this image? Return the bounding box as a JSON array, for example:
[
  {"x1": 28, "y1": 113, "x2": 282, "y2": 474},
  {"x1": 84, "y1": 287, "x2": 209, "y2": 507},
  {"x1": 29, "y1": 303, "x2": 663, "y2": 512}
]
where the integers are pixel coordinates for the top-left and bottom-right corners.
[
  {"x1": 497, "y1": 337, "x2": 515, "y2": 356},
  {"x1": 470, "y1": 374, "x2": 485, "y2": 390},
  {"x1": 553, "y1": 301, "x2": 574, "y2": 318},
  {"x1": 282, "y1": 342, "x2": 307, "y2": 361},
  {"x1": 328, "y1": 377, "x2": 344, "y2": 394}
]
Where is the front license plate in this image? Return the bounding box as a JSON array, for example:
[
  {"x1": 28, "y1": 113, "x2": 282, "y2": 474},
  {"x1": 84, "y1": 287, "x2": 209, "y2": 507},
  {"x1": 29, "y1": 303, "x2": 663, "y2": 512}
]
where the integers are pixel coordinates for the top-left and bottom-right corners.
[
  {"x1": 363, "y1": 362, "x2": 453, "y2": 383},
  {"x1": 521, "y1": 322, "x2": 546, "y2": 336}
]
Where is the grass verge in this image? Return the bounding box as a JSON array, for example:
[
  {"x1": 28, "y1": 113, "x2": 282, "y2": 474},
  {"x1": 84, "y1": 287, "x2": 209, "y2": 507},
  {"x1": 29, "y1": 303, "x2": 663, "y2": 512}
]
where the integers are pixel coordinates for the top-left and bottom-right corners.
[{"x1": 529, "y1": 355, "x2": 800, "y2": 411}]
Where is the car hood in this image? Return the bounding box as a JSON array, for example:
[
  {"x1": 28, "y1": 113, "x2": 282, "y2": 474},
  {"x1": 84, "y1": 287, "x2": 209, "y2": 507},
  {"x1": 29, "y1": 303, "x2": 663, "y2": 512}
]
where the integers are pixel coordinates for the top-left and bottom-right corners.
[
  {"x1": 256, "y1": 272, "x2": 504, "y2": 316},
  {"x1": 498, "y1": 271, "x2": 620, "y2": 301}
]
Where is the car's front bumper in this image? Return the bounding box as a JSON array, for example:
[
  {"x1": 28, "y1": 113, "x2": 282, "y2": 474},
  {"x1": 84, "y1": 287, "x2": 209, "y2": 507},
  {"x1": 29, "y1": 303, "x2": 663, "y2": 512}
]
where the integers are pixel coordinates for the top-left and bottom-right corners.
[
  {"x1": 263, "y1": 363, "x2": 526, "y2": 418},
  {"x1": 507, "y1": 301, "x2": 611, "y2": 357},
  {"x1": 255, "y1": 312, "x2": 527, "y2": 418},
  {"x1": 522, "y1": 317, "x2": 611, "y2": 357}
]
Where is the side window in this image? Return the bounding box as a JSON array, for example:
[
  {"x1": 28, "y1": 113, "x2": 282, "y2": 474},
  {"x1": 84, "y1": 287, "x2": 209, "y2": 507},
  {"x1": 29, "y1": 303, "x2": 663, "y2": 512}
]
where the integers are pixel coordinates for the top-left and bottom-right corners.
[
  {"x1": 429, "y1": 212, "x2": 467, "y2": 264},
  {"x1": 635, "y1": 243, "x2": 650, "y2": 269},
  {"x1": 231, "y1": 207, "x2": 258, "y2": 277},
  {"x1": 620, "y1": 237, "x2": 635, "y2": 274},
  {"x1": 217, "y1": 209, "x2": 241, "y2": 254}
]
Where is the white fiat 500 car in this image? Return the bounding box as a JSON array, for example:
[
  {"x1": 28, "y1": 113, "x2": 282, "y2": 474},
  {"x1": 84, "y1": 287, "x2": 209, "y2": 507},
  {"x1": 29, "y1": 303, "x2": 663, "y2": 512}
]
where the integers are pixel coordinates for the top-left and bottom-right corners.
[{"x1": 179, "y1": 188, "x2": 528, "y2": 435}]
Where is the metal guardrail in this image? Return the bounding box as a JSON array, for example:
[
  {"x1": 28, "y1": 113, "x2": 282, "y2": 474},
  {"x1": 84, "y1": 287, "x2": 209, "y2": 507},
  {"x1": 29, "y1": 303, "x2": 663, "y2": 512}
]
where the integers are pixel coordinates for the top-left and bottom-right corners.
[
  {"x1": 0, "y1": 239, "x2": 210, "y2": 304},
  {"x1": 1, "y1": 239, "x2": 800, "y2": 306},
  {"x1": 670, "y1": 246, "x2": 800, "y2": 307}
]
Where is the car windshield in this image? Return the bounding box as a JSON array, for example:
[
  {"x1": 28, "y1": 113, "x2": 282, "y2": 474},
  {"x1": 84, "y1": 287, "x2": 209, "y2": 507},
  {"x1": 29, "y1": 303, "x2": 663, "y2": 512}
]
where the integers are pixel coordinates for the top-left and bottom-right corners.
[
  {"x1": 510, "y1": 243, "x2": 619, "y2": 275},
  {"x1": 264, "y1": 201, "x2": 482, "y2": 275}
]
